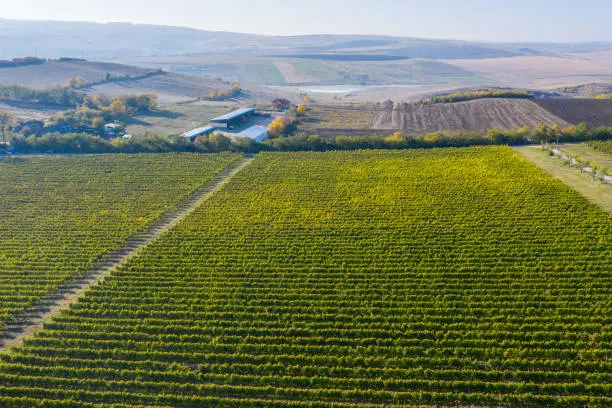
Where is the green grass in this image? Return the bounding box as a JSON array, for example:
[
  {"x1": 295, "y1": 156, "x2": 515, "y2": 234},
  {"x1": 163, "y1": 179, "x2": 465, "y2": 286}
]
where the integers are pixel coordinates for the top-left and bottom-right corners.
[
  {"x1": 560, "y1": 143, "x2": 612, "y2": 169},
  {"x1": 127, "y1": 104, "x2": 230, "y2": 136},
  {"x1": 0, "y1": 147, "x2": 609, "y2": 407},
  {"x1": 291, "y1": 61, "x2": 349, "y2": 84},
  {"x1": 236, "y1": 62, "x2": 286, "y2": 86},
  {"x1": 514, "y1": 146, "x2": 612, "y2": 213}
]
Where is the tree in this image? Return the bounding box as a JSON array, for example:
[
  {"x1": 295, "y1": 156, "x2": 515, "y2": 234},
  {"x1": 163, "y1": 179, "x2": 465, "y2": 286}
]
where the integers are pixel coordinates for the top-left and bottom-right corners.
[
  {"x1": 92, "y1": 117, "x2": 105, "y2": 130},
  {"x1": 303, "y1": 95, "x2": 312, "y2": 103},
  {"x1": 385, "y1": 132, "x2": 403, "y2": 143},
  {"x1": 109, "y1": 99, "x2": 128, "y2": 118},
  {"x1": 268, "y1": 117, "x2": 287, "y2": 137},
  {"x1": 66, "y1": 77, "x2": 87, "y2": 88},
  {"x1": 297, "y1": 104, "x2": 307, "y2": 115},
  {"x1": 209, "y1": 90, "x2": 220, "y2": 100},
  {"x1": 272, "y1": 98, "x2": 291, "y2": 110},
  {"x1": 0, "y1": 112, "x2": 13, "y2": 150}
]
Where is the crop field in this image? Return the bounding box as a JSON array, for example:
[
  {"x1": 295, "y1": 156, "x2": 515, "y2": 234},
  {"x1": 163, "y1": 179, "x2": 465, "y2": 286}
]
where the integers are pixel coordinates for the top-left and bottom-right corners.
[
  {"x1": 534, "y1": 99, "x2": 612, "y2": 128},
  {"x1": 0, "y1": 147, "x2": 609, "y2": 407},
  {"x1": 588, "y1": 140, "x2": 612, "y2": 156},
  {"x1": 127, "y1": 103, "x2": 230, "y2": 136},
  {"x1": 370, "y1": 98, "x2": 570, "y2": 133},
  {"x1": 0, "y1": 153, "x2": 240, "y2": 332},
  {"x1": 300, "y1": 106, "x2": 374, "y2": 131}
]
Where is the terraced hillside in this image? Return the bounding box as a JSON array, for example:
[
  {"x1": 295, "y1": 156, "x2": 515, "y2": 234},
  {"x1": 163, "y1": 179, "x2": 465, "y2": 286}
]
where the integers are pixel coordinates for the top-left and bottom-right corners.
[
  {"x1": 0, "y1": 148, "x2": 609, "y2": 407},
  {"x1": 370, "y1": 98, "x2": 570, "y2": 133},
  {"x1": 0, "y1": 153, "x2": 240, "y2": 331}
]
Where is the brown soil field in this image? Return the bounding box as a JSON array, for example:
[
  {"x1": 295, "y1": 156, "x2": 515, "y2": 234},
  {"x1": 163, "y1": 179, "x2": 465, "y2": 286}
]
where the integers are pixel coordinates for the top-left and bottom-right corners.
[
  {"x1": 86, "y1": 73, "x2": 227, "y2": 105},
  {"x1": 370, "y1": 98, "x2": 570, "y2": 133},
  {"x1": 0, "y1": 61, "x2": 149, "y2": 88},
  {"x1": 300, "y1": 106, "x2": 374, "y2": 130},
  {"x1": 534, "y1": 99, "x2": 612, "y2": 128},
  {"x1": 446, "y1": 56, "x2": 612, "y2": 88}
]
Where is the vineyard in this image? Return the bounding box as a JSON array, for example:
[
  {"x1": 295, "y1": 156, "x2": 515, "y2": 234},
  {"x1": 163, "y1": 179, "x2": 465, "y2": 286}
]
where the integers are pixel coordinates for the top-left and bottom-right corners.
[
  {"x1": 0, "y1": 147, "x2": 609, "y2": 407},
  {"x1": 587, "y1": 140, "x2": 612, "y2": 156},
  {"x1": 0, "y1": 153, "x2": 240, "y2": 332}
]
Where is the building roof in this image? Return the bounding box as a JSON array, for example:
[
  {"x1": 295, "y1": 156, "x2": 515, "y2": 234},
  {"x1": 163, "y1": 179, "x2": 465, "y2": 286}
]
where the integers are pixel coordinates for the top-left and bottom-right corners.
[
  {"x1": 237, "y1": 125, "x2": 268, "y2": 141},
  {"x1": 210, "y1": 108, "x2": 255, "y2": 123},
  {"x1": 182, "y1": 126, "x2": 216, "y2": 138}
]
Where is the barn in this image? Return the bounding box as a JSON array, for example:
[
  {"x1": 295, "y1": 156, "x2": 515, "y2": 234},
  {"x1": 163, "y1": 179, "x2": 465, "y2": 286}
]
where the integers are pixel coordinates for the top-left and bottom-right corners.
[
  {"x1": 182, "y1": 126, "x2": 216, "y2": 141},
  {"x1": 210, "y1": 108, "x2": 255, "y2": 129},
  {"x1": 236, "y1": 125, "x2": 268, "y2": 142}
]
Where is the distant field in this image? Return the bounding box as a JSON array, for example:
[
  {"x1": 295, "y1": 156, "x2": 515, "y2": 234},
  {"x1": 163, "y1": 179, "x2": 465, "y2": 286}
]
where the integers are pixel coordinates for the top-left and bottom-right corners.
[
  {"x1": 534, "y1": 99, "x2": 612, "y2": 128},
  {"x1": 127, "y1": 103, "x2": 231, "y2": 136},
  {"x1": 0, "y1": 60, "x2": 148, "y2": 88},
  {"x1": 300, "y1": 106, "x2": 374, "y2": 131},
  {"x1": 0, "y1": 100, "x2": 65, "y2": 122},
  {"x1": 447, "y1": 55, "x2": 612, "y2": 87},
  {"x1": 124, "y1": 56, "x2": 484, "y2": 87},
  {"x1": 370, "y1": 98, "x2": 569, "y2": 133}
]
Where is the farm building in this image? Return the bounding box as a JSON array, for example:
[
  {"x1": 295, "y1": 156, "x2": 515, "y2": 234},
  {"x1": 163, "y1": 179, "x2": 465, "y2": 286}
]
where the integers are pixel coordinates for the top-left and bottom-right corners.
[
  {"x1": 210, "y1": 108, "x2": 255, "y2": 129},
  {"x1": 182, "y1": 126, "x2": 216, "y2": 141},
  {"x1": 236, "y1": 125, "x2": 268, "y2": 142}
]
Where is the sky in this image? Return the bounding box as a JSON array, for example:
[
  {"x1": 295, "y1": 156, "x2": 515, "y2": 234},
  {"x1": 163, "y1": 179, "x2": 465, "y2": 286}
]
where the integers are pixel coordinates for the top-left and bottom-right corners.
[{"x1": 0, "y1": 0, "x2": 610, "y2": 43}]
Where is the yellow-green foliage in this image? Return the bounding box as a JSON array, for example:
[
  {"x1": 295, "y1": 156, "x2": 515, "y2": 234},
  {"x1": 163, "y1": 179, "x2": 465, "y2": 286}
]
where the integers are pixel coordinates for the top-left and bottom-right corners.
[
  {"x1": 587, "y1": 139, "x2": 612, "y2": 155},
  {"x1": 591, "y1": 93, "x2": 612, "y2": 99},
  {"x1": 422, "y1": 89, "x2": 533, "y2": 104},
  {"x1": 1, "y1": 147, "x2": 609, "y2": 407},
  {"x1": 0, "y1": 153, "x2": 239, "y2": 329}
]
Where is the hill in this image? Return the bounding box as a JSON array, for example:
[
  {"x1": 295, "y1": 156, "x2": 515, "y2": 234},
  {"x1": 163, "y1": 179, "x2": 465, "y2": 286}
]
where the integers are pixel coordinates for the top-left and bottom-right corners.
[
  {"x1": 0, "y1": 60, "x2": 149, "y2": 88},
  {"x1": 370, "y1": 98, "x2": 570, "y2": 133},
  {"x1": 0, "y1": 59, "x2": 252, "y2": 104},
  {"x1": 4, "y1": 19, "x2": 612, "y2": 91},
  {"x1": 534, "y1": 98, "x2": 612, "y2": 128}
]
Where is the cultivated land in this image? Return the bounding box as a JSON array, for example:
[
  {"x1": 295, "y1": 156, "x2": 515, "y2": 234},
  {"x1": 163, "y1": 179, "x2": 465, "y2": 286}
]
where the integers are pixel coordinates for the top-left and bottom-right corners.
[
  {"x1": 369, "y1": 98, "x2": 569, "y2": 133},
  {"x1": 0, "y1": 60, "x2": 148, "y2": 89},
  {"x1": 514, "y1": 146, "x2": 612, "y2": 213},
  {"x1": 0, "y1": 101, "x2": 66, "y2": 122},
  {"x1": 0, "y1": 148, "x2": 609, "y2": 407},
  {"x1": 126, "y1": 103, "x2": 231, "y2": 136},
  {"x1": 0, "y1": 153, "x2": 240, "y2": 332},
  {"x1": 534, "y1": 99, "x2": 612, "y2": 128},
  {"x1": 560, "y1": 143, "x2": 612, "y2": 169}
]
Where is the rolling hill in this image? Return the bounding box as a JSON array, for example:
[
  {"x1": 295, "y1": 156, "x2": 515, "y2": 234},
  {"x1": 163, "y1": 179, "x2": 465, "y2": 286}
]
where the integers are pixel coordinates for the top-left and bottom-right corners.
[
  {"x1": 0, "y1": 59, "x2": 253, "y2": 104},
  {"x1": 3, "y1": 19, "x2": 612, "y2": 91}
]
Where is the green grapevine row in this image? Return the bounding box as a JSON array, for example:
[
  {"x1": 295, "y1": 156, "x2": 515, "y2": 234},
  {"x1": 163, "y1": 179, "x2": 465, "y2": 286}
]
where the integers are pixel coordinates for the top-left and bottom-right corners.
[{"x1": 0, "y1": 147, "x2": 609, "y2": 407}]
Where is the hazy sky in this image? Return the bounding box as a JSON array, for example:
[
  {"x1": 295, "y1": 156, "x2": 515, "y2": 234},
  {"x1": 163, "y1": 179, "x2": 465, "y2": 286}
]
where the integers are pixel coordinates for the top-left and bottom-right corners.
[{"x1": 0, "y1": 0, "x2": 610, "y2": 42}]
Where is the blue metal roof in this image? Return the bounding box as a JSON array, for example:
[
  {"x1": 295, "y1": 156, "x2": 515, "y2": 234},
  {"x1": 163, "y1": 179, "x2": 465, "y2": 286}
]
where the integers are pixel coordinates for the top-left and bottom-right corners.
[
  {"x1": 183, "y1": 126, "x2": 215, "y2": 138},
  {"x1": 237, "y1": 125, "x2": 268, "y2": 142},
  {"x1": 210, "y1": 108, "x2": 255, "y2": 122}
]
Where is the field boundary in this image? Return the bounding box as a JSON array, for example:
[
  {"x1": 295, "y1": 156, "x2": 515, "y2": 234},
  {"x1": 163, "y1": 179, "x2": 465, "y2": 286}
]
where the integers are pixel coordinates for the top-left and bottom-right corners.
[{"x1": 0, "y1": 156, "x2": 253, "y2": 353}]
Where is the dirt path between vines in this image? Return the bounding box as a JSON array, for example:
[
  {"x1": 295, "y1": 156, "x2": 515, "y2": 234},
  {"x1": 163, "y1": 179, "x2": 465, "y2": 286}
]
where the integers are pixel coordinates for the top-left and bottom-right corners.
[{"x1": 0, "y1": 156, "x2": 253, "y2": 353}]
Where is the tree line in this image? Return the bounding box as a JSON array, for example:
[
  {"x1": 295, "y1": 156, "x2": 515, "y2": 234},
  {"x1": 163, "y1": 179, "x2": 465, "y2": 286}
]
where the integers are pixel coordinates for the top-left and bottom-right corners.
[{"x1": 4, "y1": 122, "x2": 612, "y2": 155}]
